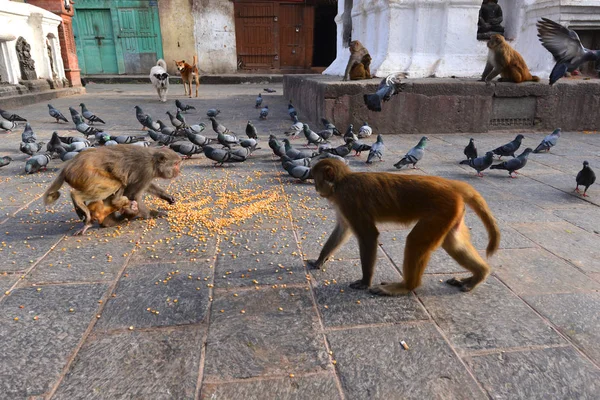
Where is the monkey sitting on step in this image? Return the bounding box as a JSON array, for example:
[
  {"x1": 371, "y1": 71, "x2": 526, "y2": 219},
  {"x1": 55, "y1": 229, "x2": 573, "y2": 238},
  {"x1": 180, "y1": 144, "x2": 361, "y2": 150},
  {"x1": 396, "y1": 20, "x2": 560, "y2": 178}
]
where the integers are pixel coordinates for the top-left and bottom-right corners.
[
  {"x1": 481, "y1": 34, "x2": 539, "y2": 83},
  {"x1": 343, "y1": 40, "x2": 372, "y2": 81},
  {"x1": 307, "y1": 159, "x2": 500, "y2": 296}
]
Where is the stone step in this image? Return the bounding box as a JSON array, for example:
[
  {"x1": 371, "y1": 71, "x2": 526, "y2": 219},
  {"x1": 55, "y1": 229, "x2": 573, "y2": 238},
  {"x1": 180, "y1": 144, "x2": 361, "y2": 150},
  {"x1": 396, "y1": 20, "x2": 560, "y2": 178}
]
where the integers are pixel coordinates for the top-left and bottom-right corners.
[{"x1": 82, "y1": 74, "x2": 285, "y2": 85}]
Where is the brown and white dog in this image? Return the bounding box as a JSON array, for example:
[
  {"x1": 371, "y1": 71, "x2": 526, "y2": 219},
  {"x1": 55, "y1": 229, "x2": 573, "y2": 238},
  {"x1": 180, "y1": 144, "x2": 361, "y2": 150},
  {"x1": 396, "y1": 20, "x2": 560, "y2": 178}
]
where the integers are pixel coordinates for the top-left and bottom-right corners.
[{"x1": 174, "y1": 56, "x2": 200, "y2": 98}]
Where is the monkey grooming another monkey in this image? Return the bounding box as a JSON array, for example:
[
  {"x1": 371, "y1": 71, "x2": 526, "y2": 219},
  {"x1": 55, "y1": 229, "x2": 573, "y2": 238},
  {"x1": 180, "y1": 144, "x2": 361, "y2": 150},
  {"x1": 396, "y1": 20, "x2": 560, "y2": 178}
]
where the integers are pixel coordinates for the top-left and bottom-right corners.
[
  {"x1": 307, "y1": 159, "x2": 500, "y2": 296},
  {"x1": 43, "y1": 146, "x2": 181, "y2": 235},
  {"x1": 481, "y1": 34, "x2": 539, "y2": 83},
  {"x1": 343, "y1": 40, "x2": 371, "y2": 81}
]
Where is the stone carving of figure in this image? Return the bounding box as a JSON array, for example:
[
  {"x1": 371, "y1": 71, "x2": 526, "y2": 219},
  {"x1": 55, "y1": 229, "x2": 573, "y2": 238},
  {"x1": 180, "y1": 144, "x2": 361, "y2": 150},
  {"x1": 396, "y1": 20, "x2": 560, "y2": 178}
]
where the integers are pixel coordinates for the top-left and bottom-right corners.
[
  {"x1": 15, "y1": 37, "x2": 37, "y2": 80},
  {"x1": 47, "y1": 39, "x2": 58, "y2": 80},
  {"x1": 477, "y1": 0, "x2": 505, "y2": 41}
]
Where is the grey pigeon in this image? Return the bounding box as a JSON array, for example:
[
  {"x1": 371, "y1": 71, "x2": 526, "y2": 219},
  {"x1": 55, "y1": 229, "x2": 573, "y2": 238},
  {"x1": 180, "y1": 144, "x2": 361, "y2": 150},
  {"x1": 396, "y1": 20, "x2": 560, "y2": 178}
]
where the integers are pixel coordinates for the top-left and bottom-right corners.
[
  {"x1": 283, "y1": 138, "x2": 317, "y2": 160},
  {"x1": 229, "y1": 147, "x2": 253, "y2": 162},
  {"x1": 47, "y1": 131, "x2": 66, "y2": 155},
  {"x1": 285, "y1": 115, "x2": 303, "y2": 138},
  {"x1": 157, "y1": 120, "x2": 178, "y2": 136},
  {"x1": 246, "y1": 121, "x2": 258, "y2": 139},
  {"x1": 0, "y1": 108, "x2": 27, "y2": 122},
  {"x1": 269, "y1": 135, "x2": 286, "y2": 158},
  {"x1": 135, "y1": 106, "x2": 160, "y2": 130},
  {"x1": 358, "y1": 122, "x2": 372, "y2": 138},
  {"x1": 21, "y1": 123, "x2": 36, "y2": 143},
  {"x1": 20, "y1": 141, "x2": 44, "y2": 157},
  {"x1": 107, "y1": 135, "x2": 147, "y2": 144},
  {"x1": 25, "y1": 153, "x2": 51, "y2": 174},
  {"x1": 170, "y1": 142, "x2": 203, "y2": 158},
  {"x1": 203, "y1": 146, "x2": 242, "y2": 165},
  {"x1": 303, "y1": 124, "x2": 326, "y2": 146},
  {"x1": 48, "y1": 104, "x2": 68, "y2": 123},
  {"x1": 176, "y1": 110, "x2": 187, "y2": 127},
  {"x1": 218, "y1": 130, "x2": 239, "y2": 149},
  {"x1": 394, "y1": 136, "x2": 428, "y2": 169},
  {"x1": 492, "y1": 134, "x2": 524, "y2": 159},
  {"x1": 185, "y1": 130, "x2": 216, "y2": 147},
  {"x1": 344, "y1": 124, "x2": 358, "y2": 144},
  {"x1": 240, "y1": 138, "x2": 260, "y2": 151},
  {"x1": 460, "y1": 151, "x2": 494, "y2": 177},
  {"x1": 206, "y1": 108, "x2": 220, "y2": 118},
  {"x1": 186, "y1": 123, "x2": 206, "y2": 135},
  {"x1": 533, "y1": 128, "x2": 561, "y2": 153},
  {"x1": 464, "y1": 138, "x2": 478, "y2": 160},
  {"x1": 80, "y1": 103, "x2": 105, "y2": 124},
  {"x1": 363, "y1": 73, "x2": 407, "y2": 112},
  {"x1": 56, "y1": 147, "x2": 80, "y2": 161},
  {"x1": 0, "y1": 156, "x2": 12, "y2": 167},
  {"x1": 74, "y1": 115, "x2": 102, "y2": 137},
  {"x1": 575, "y1": 161, "x2": 596, "y2": 197},
  {"x1": 0, "y1": 120, "x2": 17, "y2": 133},
  {"x1": 104, "y1": 140, "x2": 118, "y2": 146},
  {"x1": 176, "y1": 99, "x2": 195, "y2": 113},
  {"x1": 148, "y1": 129, "x2": 178, "y2": 145},
  {"x1": 130, "y1": 141, "x2": 151, "y2": 147},
  {"x1": 490, "y1": 148, "x2": 533, "y2": 177},
  {"x1": 283, "y1": 162, "x2": 312, "y2": 181},
  {"x1": 281, "y1": 155, "x2": 310, "y2": 167},
  {"x1": 69, "y1": 106, "x2": 82, "y2": 122},
  {"x1": 320, "y1": 142, "x2": 353, "y2": 158},
  {"x1": 366, "y1": 134, "x2": 385, "y2": 164},
  {"x1": 210, "y1": 117, "x2": 231, "y2": 135},
  {"x1": 321, "y1": 118, "x2": 341, "y2": 136},
  {"x1": 311, "y1": 152, "x2": 349, "y2": 166},
  {"x1": 264, "y1": 88, "x2": 276, "y2": 93},
  {"x1": 316, "y1": 128, "x2": 334, "y2": 141},
  {"x1": 56, "y1": 133, "x2": 89, "y2": 145},
  {"x1": 352, "y1": 140, "x2": 372, "y2": 156},
  {"x1": 255, "y1": 93, "x2": 263, "y2": 108},
  {"x1": 537, "y1": 18, "x2": 600, "y2": 85},
  {"x1": 288, "y1": 100, "x2": 297, "y2": 120},
  {"x1": 64, "y1": 141, "x2": 89, "y2": 152},
  {"x1": 166, "y1": 111, "x2": 184, "y2": 129},
  {"x1": 259, "y1": 105, "x2": 269, "y2": 120}
]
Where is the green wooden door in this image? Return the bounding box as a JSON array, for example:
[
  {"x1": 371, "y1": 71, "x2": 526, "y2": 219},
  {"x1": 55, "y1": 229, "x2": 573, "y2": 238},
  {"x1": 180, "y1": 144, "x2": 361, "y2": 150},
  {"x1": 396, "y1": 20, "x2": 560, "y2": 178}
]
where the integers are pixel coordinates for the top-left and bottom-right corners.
[
  {"x1": 117, "y1": 7, "x2": 163, "y2": 74},
  {"x1": 74, "y1": 9, "x2": 118, "y2": 74}
]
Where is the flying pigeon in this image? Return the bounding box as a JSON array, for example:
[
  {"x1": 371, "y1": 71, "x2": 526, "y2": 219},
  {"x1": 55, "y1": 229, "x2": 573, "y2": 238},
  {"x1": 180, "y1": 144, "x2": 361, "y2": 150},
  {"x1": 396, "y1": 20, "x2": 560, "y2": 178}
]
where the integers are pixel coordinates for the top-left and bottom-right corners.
[
  {"x1": 206, "y1": 108, "x2": 221, "y2": 118},
  {"x1": 0, "y1": 120, "x2": 17, "y2": 134},
  {"x1": 490, "y1": 148, "x2": 533, "y2": 178},
  {"x1": 259, "y1": 105, "x2": 269, "y2": 120},
  {"x1": 358, "y1": 122, "x2": 373, "y2": 138},
  {"x1": 460, "y1": 151, "x2": 494, "y2": 177},
  {"x1": 303, "y1": 124, "x2": 326, "y2": 146},
  {"x1": 533, "y1": 128, "x2": 561, "y2": 153},
  {"x1": 0, "y1": 108, "x2": 27, "y2": 123},
  {"x1": 366, "y1": 134, "x2": 385, "y2": 164},
  {"x1": 21, "y1": 123, "x2": 36, "y2": 143},
  {"x1": 0, "y1": 156, "x2": 12, "y2": 168},
  {"x1": 463, "y1": 138, "x2": 478, "y2": 160},
  {"x1": 537, "y1": 18, "x2": 600, "y2": 85},
  {"x1": 575, "y1": 161, "x2": 596, "y2": 197},
  {"x1": 255, "y1": 93, "x2": 263, "y2": 108},
  {"x1": 170, "y1": 142, "x2": 203, "y2": 158},
  {"x1": 176, "y1": 99, "x2": 195, "y2": 113},
  {"x1": 47, "y1": 104, "x2": 68, "y2": 123},
  {"x1": 80, "y1": 103, "x2": 105, "y2": 124},
  {"x1": 492, "y1": 134, "x2": 524, "y2": 159},
  {"x1": 363, "y1": 73, "x2": 407, "y2": 112},
  {"x1": 25, "y1": 153, "x2": 51, "y2": 174},
  {"x1": 246, "y1": 121, "x2": 258, "y2": 139},
  {"x1": 394, "y1": 136, "x2": 428, "y2": 169}
]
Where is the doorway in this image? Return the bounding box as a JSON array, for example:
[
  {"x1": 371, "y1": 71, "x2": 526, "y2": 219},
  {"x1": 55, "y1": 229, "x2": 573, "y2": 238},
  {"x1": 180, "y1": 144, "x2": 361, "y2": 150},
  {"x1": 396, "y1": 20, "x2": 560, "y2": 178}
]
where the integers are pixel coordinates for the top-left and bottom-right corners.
[
  {"x1": 74, "y1": 9, "x2": 118, "y2": 74},
  {"x1": 312, "y1": 3, "x2": 337, "y2": 67}
]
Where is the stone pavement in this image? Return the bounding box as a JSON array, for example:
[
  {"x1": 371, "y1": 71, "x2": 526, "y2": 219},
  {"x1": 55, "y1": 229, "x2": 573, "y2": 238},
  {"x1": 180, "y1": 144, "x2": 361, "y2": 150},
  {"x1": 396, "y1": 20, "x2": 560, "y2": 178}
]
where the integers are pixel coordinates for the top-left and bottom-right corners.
[{"x1": 1, "y1": 82, "x2": 600, "y2": 399}]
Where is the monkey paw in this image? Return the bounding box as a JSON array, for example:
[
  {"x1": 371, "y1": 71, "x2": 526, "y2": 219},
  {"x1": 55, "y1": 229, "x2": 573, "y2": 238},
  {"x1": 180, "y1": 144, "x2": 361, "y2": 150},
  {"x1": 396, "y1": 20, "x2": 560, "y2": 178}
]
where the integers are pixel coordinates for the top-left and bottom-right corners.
[
  {"x1": 165, "y1": 195, "x2": 176, "y2": 204},
  {"x1": 306, "y1": 260, "x2": 322, "y2": 270},
  {"x1": 446, "y1": 277, "x2": 475, "y2": 292},
  {"x1": 349, "y1": 279, "x2": 369, "y2": 290},
  {"x1": 369, "y1": 282, "x2": 411, "y2": 296}
]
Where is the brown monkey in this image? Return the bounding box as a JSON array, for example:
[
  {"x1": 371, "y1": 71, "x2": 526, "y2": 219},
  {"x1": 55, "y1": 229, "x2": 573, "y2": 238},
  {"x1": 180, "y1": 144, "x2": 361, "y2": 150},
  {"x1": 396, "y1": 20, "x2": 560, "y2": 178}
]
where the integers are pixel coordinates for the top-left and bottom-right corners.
[
  {"x1": 307, "y1": 159, "x2": 500, "y2": 296},
  {"x1": 343, "y1": 40, "x2": 371, "y2": 81},
  {"x1": 43, "y1": 146, "x2": 181, "y2": 235},
  {"x1": 79, "y1": 195, "x2": 139, "y2": 235},
  {"x1": 481, "y1": 34, "x2": 539, "y2": 83},
  {"x1": 350, "y1": 53, "x2": 372, "y2": 80}
]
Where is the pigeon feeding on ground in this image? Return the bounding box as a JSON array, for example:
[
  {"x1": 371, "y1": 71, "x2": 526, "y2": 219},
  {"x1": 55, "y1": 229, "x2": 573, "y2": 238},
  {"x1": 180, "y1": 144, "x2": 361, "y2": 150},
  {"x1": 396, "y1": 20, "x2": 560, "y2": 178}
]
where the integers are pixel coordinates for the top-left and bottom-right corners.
[
  {"x1": 320, "y1": 142, "x2": 353, "y2": 158},
  {"x1": 135, "y1": 106, "x2": 160, "y2": 130},
  {"x1": 0, "y1": 120, "x2": 17, "y2": 134},
  {"x1": 175, "y1": 111, "x2": 187, "y2": 127},
  {"x1": 352, "y1": 140, "x2": 372, "y2": 156},
  {"x1": 166, "y1": 111, "x2": 184, "y2": 129},
  {"x1": 148, "y1": 129, "x2": 179, "y2": 145},
  {"x1": 363, "y1": 73, "x2": 407, "y2": 112},
  {"x1": 203, "y1": 146, "x2": 246, "y2": 166},
  {"x1": 73, "y1": 114, "x2": 102, "y2": 137},
  {"x1": 80, "y1": 103, "x2": 105, "y2": 124},
  {"x1": 269, "y1": 135, "x2": 286, "y2": 158},
  {"x1": 206, "y1": 108, "x2": 221, "y2": 118},
  {"x1": 460, "y1": 151, "x2": 494, "y2": 177},
  {"x1": 210, "y1": 117, "x2": 232, "y2": 135},
  {"x1": 0, "y1": 108, "x2": 27, "y2": 123},
  {"x1": 492, "y1": 134, "x2": 524, "y2": 159},
  {"x1": 255, "y1": 93, "x2": 263, "y2": 108},
  {"x1": 343, "y1": 124, "x2": 358, "y2": 144},
  {"x1": 246, "y1": 121, "x2": 258, "y2": 139},
  {"x1": 537, "y1": 18, "x2": 600, "y2": 85},
  {"x1": 288, "y1": 100, "x2": 297, "y2": 120},
  {"x1": 25, "y1": 153, "x2": 51, "y2": 174},
  {"x1": 21, "y1": 123, "x2": 36, "y2": 143},
  {"x1": 47, "y1": 104, "x2": 68, "y2": 123},
  {"x1": 575, "y1": 161, "x2": 596, "y2": 197},
  {"x1": 285, "y1": 115, "x2": 303, "y2": 139},
  {"x1": 0, "y1": 156, "x2": 12, "y2": 167},
  {"x1": 47, "y1": 131, "x2": 65, "y2": 155},
  {"x1": 185, "y1": 130, "x2": 216, "y2": 147},
  {"x1": 259, "y1": 105, "x2": 269, "y2": 120},
  {"x1": 157, "y1": 120, "x2": 178, "y2": 136},
  {"x1": 186, "y1": 123, "x2": 206, "y2": 135},
  {"x1": 103, "y1": 135, "x2": 147, "y2": 145},
  {"x1": 303, "y1": 124, "x2": 326, "y2": 147},
  {"x1": 176, "y1": 99, "x2": 195, "y2": 113},
  {"x1": 283, "y1": 138, "x2": 317, "y2": 160},
  {"x1": 358, "y1": 122, "x2": 373, "y2": 138},
  {"x1": 366, "y1": 134, "x2": 385, "y2": 164},
  {"x1": 490, "y1": 148, "x2": 533, "y2": 178},
  {"x1": 463, "y1": 138, "x2": 478, "y2": 160},
  {"x1": 55, "y1": 133, "x2": 89, "y2": 145},
  {"x1": 321, "y1": 118, "x2": 341, "y2": 136},
  {"x1": 217, "y1": 130, "x2": 239, "y2": 149},
  {"x1": 55, "y1": 147, "x2": 80, "y2": 161},
  {"x1": 533, "y1": 128, "x2": 561, "y2": 153},
  {"x1": 283, "y1": 161, "x2": 312, "y2": 181},
  {"x1": 316, "y1": 128, "x2": 334, "y2": 141},
  {"x1": 20, "y1": 141, "x2": 44, "y2": 157},
  {"x1": 170, "y1": 142, "x2": 203, "y2": 158},
  {"x1": 240, "y1": 138, "x2": 260, "y2": 151},
  {"x1": 394, "y1": 136, "x2": 428, "y2": 169}
]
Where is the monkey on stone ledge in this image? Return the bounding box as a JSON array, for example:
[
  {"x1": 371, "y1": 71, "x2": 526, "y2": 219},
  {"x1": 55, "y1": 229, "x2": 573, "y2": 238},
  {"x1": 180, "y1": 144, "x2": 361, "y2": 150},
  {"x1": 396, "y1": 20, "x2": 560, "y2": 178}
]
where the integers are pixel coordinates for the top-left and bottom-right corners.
[{"x1": 343, "y1": 40, "x2": 372, "y2": 81}]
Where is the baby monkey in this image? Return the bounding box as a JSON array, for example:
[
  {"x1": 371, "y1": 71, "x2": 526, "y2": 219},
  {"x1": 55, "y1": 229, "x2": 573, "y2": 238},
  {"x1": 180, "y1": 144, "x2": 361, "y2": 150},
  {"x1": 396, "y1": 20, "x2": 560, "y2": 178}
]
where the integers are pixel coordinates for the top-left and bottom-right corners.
[{"x1": 75, "y1": 193, "x2": 139, "y2": 235}]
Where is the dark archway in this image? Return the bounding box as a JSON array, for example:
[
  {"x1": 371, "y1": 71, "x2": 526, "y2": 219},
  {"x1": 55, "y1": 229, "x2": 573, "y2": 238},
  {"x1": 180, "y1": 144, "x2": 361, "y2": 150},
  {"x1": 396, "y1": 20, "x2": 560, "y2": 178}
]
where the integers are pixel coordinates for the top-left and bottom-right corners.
[{"x1": 312, "y1": 3, "x2": 337, "y2": 67}]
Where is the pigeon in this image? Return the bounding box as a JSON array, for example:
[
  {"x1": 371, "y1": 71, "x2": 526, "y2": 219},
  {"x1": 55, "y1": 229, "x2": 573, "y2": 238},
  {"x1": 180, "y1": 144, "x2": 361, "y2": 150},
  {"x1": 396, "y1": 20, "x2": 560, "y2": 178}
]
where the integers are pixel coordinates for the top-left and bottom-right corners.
[
  {"x1": 269, "y1": 135, "x2": 286, "y2": 158},
  {"x1": 246, "y1": 121, "x2": 258, "y2": 139},
  {"x1": 492, "y1": 134, "x2": 524, "y2": 159},
  {"x1": 0, "y1": 108, "x2": 27, "y2": 122},
  {"x1": 135, "y1": 106, "x2": 160, "y2": 130},
  {"x1": 69, "y1": 106, "x2": 82, "y2": 122},
  {"x1": 463, "y1": 138, "x2": 478, "y2": 161},
  {"x1": 240, "y1": 138, "x2": 260, "y2": 151},
  {"x1": 185, "y1": 130, "x2": 216, "y2": 147},
  {"x1": 394, "y1": 136, "x2": 429, "y2": 169},
  {"x1": 358, "y1": 122, "x2": 373, "y2": 138},
  {"x1": 74, "y1": 116, "x2": 102, "y2": 137},
  {"x1": 281, "y1": 155, "x2": 310, "y2": 167},
  {"x1": 344, "y1": 124, "x2": 358, "y2": 144},
  {"x1": 105, "y1": 135, "x2": 147, "y2": 145},
  {"x1": 186, "y1": 123, "x2": 207, "y2": 135},
  {"x1": 166, "y1": 111, "x2": 184, "y2": 129},
  {"x1": 104, "y1": 140, "x2": 119, "y2": 146},
  {"x1": 460, "y1": 151, "x2": 494, "y2": 177},
  {"x1": 366, "y1": 134, "x2": 385, "y2": 164},
  {"x1": 176, "y1": 99, "x2": 195, "y2": 113},
  {"x1": 316, "y1": 128, "x2": 334, "y2": 141},
  {"x1": 351, "y1": 140, "x2": 372, "y2": 156},
  {"x1": 130, "y1": 141, "x2": 151, "y2": 148},
  {"x1": 283, "y1": 161, "x2": 312, "y2": 181},
  {"x1": 321, "y1": 118, "x2": 341, "y2": 136},
  {"x1": 264, "y1": 88, "x2": 277, "y2": 93},
  {"x1": 259, "y1": 105, "x2": 269, "y2": 120},
  {"x1": 170, "y1": 142, "x2": 203, "y2": 158},
  {"x1": 490, "y1": 148, "x2": 533, "y2": 177},
  {"x1": 0, "y1": 156, "x2": 12, "y2": 167},
  {"x1": 56, "y1": 133, "x2": 89, "y2": 145},
  {"x1": 47, "y1": 104, "x2": 68, "y2": 123},
  {"x1": 537, "y1": 18, "x2": 600, "y2": 85},
  {"x1": 363, "y1": 73, "x2": 407, "y2": 112},
  {"x1": 206, "y1": 108, "x2": 220, "y2": 118},
  {"x1": 55, "y1": 147, "x2": 80, "y2": 161},
  {"x1": 157, "y1": 119, "x2": 178, "y2": 136},
  {"x1": 25, "y1": 153, "x2": 51, "y2": 174},
  {"x1": 575, "y1": 161, "x2": 596, "y2": 197},
  {"x1": 203, "y1": 146, "x2": 243, "y2": 165},
  {"x1": 320, "y1": 142, "x2": 353, "y2": 158},
  {"x1": 311, "y1": 152, "x2": 349, "y2": 166},
  {"x1": 285, "y1": 115, "x2": 303, "y2": 138},
  {"x1": 47, "y1": 131, "x2": 66, "y2": 155},
  {"x1": 148, "y1": 129, "x2": 179, "y2": 145},
  {"x1": 533, "y1": 128, "x2": 561, "y2": 153},
  {"x1": 303, "y1": 124, "x2": 326, "y2": 146},
  {"x1": 21, "y1": 123, "x2": 36, "y2": 143},
  {"x1": 229, "y1": 147, "x2": 253, "y2": 162},
  {"x1": 176, "y1": 110, "x2": 187, "y2": 127},
  {"x1": 210, "y1": 117, "x2": 232, "y2": 135},
  {"x1": 288, "y1": 100, "x2": 297, "y2": 120},
  {"x1": 255, "y1": 93, "x2": 263, "y2": 108},
  {"x1": 0, "y1": 120, "x2": 17, "y2": 133},
  {"x1": 80, "y1": 103, "x2": 105, "y2": 124},
  {"x1": 283, "y1": 138, "x2": 317, "y2": 160},
  {"x1": 64, "y1": 141, "x2": 89, "y2": 152},
  {"x1": 217, "y1": 130, "x2": 239, "y2": 149}
]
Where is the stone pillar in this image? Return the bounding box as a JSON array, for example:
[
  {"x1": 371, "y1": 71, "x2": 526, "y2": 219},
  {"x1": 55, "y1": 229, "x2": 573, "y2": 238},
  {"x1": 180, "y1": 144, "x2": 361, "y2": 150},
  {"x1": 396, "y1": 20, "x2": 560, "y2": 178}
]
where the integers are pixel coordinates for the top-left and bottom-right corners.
[
  {"x1": 27, "y1": 0, "x2": 81, "y2": 86},
  {"x1": 0, "y1": 34, "x2": 19, "y2": 84}
]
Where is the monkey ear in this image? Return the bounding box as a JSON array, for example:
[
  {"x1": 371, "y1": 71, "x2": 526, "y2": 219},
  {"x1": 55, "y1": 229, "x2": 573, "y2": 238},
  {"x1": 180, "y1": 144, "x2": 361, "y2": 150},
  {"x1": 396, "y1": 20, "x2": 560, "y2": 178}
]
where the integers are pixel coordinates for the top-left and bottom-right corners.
[
  {"x1": 323, "y1": 166, "x2": 336, "y2": 182},
  {"x1": 154, "y1": 151, "x2": 168, "y2": 164}
]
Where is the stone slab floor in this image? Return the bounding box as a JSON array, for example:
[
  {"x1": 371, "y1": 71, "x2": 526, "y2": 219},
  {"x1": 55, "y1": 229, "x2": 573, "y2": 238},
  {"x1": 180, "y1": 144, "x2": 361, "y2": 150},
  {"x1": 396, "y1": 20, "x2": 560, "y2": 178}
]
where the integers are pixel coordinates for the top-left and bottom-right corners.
[{"x1": 1, "y1": 83, "x2": 599, "y2": 399}]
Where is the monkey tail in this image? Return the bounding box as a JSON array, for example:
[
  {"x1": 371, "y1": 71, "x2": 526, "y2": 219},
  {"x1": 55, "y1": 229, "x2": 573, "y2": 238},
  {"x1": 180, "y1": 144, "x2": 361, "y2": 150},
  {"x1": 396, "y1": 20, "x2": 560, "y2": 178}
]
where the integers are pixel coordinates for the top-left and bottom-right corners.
[
  {"x1": 460, "y1": 185, "x2": 500, "y2": 257},
  {"x1": 531, "y1": 75, "x2": 540, "y2": 82},
  {"x1": 43, "y1": 168, "x2": 66, "y2": 205}
]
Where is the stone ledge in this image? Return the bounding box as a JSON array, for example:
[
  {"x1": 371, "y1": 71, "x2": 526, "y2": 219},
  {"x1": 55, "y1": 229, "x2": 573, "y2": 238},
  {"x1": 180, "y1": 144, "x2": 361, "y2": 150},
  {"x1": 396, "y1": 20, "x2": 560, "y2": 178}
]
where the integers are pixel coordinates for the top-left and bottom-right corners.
[
  {"x1": 283, "y1": 75, "x2": 600, "y2": 134},
  {"x1": 0, "y1": 86, "x2": 86, "y2": 109},
  {"x1": 83, "y1": 74, "x2": 283, "y2": 85}
]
